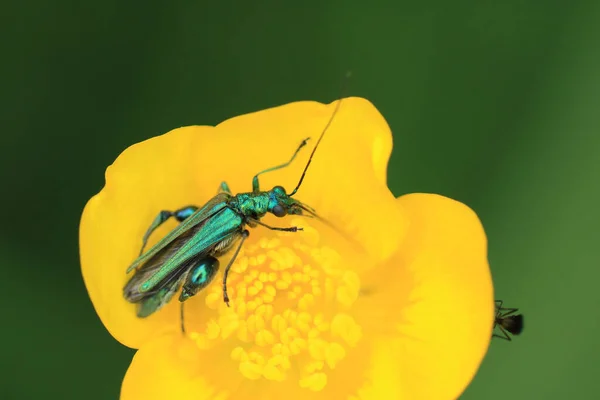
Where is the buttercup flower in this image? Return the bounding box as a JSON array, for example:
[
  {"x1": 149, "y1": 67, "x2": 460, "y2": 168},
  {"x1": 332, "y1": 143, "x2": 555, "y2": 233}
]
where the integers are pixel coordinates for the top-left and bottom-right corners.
[{"x1": 80, "y1": 97, "x2": 493, "y2": 400}]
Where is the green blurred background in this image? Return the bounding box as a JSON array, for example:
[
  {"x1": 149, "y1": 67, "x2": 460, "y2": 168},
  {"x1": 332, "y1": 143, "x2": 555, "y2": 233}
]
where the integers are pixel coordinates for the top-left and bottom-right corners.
[{"x1": 2, "y1": 1, "x2": 599, "y2": 398}]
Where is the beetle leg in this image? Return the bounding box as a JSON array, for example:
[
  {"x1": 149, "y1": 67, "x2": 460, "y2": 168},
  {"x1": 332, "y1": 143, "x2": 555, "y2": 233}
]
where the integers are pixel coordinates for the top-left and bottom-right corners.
[
  {"x1": 222, "y1": 230, "x2": 250, "y2": 306},
  {"x1": 251, "y1": 138, "x2": 310, "y2": 192},
  {"x1": 180, "y1": 303, "x2": 185, "y2": 334},
  {"x1": 139, "y1": 205, "x2": 198, "y2": 255},
  {"x1": 251, "y1": 218, "x2": 303, "y2": 232},
  {"x1": 219, "y1": 181, "x2": 232, "y2": 194}
]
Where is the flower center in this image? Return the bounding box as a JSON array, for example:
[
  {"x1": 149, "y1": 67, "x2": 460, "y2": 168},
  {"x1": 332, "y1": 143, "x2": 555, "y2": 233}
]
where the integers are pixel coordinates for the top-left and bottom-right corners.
[{"x1": 188, "y1": 218, "x2": 363, "y2": 391}]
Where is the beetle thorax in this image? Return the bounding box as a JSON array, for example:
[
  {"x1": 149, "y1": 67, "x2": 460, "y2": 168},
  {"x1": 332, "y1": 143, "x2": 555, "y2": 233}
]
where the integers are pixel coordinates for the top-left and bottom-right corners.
[{"x1": 233, "y1": 192, "x2": 270, "y2": 219}]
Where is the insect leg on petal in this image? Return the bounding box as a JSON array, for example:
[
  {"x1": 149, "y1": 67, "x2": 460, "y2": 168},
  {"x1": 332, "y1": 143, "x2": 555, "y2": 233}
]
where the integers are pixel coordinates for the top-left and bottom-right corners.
[
  {"x1": 139, "y1": 205, "x2": 199, "y2": 255},
  {"x1": 222, "y1": 229, "x2": 250, "y2": 306}
]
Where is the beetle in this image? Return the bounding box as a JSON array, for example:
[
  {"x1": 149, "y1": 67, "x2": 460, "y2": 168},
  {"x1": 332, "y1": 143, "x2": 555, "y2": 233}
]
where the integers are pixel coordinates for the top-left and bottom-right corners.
[{"x1": 123, "y1": 98, "x2": 344, "y2": 331}]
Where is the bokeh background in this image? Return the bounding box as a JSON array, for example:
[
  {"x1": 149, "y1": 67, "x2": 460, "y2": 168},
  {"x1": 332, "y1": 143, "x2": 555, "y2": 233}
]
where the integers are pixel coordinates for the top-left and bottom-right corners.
[{"x1": 2, "y1": 1, "x2": 599, "y2": 399}]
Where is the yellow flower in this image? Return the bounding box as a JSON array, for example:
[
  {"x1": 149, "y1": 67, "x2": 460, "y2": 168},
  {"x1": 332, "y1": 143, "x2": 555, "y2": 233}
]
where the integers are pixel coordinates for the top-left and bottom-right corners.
[{"x1": 79, "y1": 97, "x2": 493, "y2": 400}]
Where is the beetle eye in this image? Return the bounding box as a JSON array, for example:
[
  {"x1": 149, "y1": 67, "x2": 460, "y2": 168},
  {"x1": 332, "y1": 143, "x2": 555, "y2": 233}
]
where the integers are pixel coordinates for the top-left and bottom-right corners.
[{"x1": 272, "y1": 204, "x2": 286, "y2": 217}]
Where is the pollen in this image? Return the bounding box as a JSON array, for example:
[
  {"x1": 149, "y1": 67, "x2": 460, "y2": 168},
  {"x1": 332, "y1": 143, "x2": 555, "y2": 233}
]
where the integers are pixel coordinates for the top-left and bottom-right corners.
[{"x1": 190, "y1": 218, "x2": 363, "y2": 392}]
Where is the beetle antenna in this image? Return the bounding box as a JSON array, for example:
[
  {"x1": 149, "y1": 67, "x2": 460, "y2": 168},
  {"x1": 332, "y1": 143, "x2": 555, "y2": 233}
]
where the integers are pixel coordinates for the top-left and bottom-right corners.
[
  {"x1": 297, "y1": 203, "x2": 366, "y2": 252},
  {"x1": 289, "y1": 71, "x2": 352, "y2": 196}
]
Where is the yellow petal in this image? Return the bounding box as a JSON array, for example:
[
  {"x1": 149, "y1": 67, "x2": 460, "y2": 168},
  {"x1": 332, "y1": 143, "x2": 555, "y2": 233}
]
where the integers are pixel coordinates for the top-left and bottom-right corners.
[
  {"x1": 80, "y1": 126, "x2": 214, "y2": 349},
  {"x1": 355, "y1": 193, "x2": 493, "y2": 399},
  {"x1": 121, "y1": 332, "x2": 228, "y2": 400},
  {"x1": 121, "y1": 330, "x2": 367, "y2": 400},
  {"x1": 79, "y1": 97, "x2": 407, "y2": 349},
  {"x1": 214, "y1": 97, "x2": 407, "y2": 261}
]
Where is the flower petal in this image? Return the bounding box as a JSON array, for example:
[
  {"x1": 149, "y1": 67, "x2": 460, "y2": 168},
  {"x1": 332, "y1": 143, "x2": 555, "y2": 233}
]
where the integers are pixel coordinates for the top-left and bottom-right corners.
[
  {"x1": 214, "y1": 97, "x2": 408, "y2": 262},
  {"x1": 356, "y1": 194, "x2": 493, "y2": 399},
  {"x1": 80, "y1": 126, "x2": 217, "y2": 349},
  {"x1": 120, "y1": 332, "x2": 224, "y2": 400},
  {"x1": 80, "y1": 97, "x2": 407, "y2": 349},
  {"x1": 121, "y1": 331, "x2": 370, "y2": 400}
]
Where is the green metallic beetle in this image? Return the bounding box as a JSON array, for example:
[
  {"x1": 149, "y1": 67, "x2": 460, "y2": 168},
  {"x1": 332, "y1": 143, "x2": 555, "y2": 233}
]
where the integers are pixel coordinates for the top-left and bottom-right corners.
[{"x1": 123, "y1": 99, "x2": 343, "y2": 331}]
